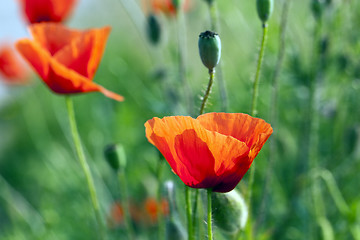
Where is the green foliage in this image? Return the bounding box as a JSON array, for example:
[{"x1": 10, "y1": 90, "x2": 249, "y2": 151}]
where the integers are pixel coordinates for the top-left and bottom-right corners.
[{"x1": 1, "y1": 0, "x2": 360, "y2": 240}]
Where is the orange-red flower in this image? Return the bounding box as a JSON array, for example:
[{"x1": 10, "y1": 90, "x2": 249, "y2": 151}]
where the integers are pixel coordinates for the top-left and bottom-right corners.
[
  {"x1": 144, "y1": 197, "x2": 169, "y2": 223},
  {"x1": 145, "y1": 113, "x2": 273, "y2": 193},
  {"x1": 16, "y1": 23, "x2": 123, "y2": 101},
  {"x1": 19, "y1": 0, "x2": 77, "y2": 23},
  {"x1": 147, "y1": 0, "x2": 191, "y2": 16},
  {"x1": 0, "y1": 44, "x2": 29, "y2": 84}
]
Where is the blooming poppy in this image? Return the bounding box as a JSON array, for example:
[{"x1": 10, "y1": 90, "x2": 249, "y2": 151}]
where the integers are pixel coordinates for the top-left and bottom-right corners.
[
  {"x1": 0, "y1": 44, "x2": 29, "y2": 84},
  {"x1": 145, "y1": 112, "x2": 273, "y2": 193},
  {"x1": 16, "y1": 23, "x2": 123, "y2": 101},
  {"x1": 19, "y1": 0, "x2": 77, "y2": 23}
]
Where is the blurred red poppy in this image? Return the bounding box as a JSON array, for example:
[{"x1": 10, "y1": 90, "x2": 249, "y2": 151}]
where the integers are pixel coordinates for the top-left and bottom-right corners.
[
  {"x1": 19, "y1": 0, "x2": 77, "y2": 23},
  {"x1": 147, "y1": 0, "x2": 191, "y2": 16},
  {"x1": 0, "y1": 44, "x2": 29, "y2": 84},
  {"x1": 144, "y1": 197, "x2": 169, "y2": 223},
  {"x1": 145, "y1": 113, "x2": 273, "y2": 193},
  {"x1": 16, "y1": 23, "x2": 123, "y2": 101}
]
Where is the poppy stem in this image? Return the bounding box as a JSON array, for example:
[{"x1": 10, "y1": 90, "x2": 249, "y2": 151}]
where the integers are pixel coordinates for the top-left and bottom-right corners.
[
  {"x1": 207, "y1": 1, "x2": 228, "y2": 112},
  {"x1": 247, "y1": 23, "x2": 268, "y2": 217},
  {"x1": 200, "y1": 69, "x2": 215, "y2": 115},
  {"x1": 185, "y1": 186, "x2": 194, "y2": 240},
  {"x1": 256, "y1": 0, "x2": 291, "y2": 230},
  {"x1": 117, "y1": 170, "x2": 135, "y2": 240},
  {"x1": 65, "y1": 96, "x2": 104, "y2": 240},
  {"x1": 207, "y1": 189, "x2": 213, "y2": 240}
]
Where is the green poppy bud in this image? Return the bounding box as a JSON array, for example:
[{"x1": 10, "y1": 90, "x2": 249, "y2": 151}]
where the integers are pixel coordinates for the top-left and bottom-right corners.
[
  {"x1": 256, "y1": 0, "x2": 274, "y2": 23},
  {"x1": 146, "y1": 14, "x2": 161, "y2": 45},
  {"x1": 204, "y1": 0, "x2": 214, "y2": 5},
  {"x1": 104, "y1": 144, "x2": 126, "y2": 172},
  {"x1": 211, "y1": 189, "x2": 248, "y2": 234},
  {"x1": 311, "y1": 0, "x2": 324, "y2": 19},
  {"x1": 198, "y1": 30, "x2": 221, "y2": 71},
  {"x1": 172, "y1": 0, "x2": 183, "y2": 12}
]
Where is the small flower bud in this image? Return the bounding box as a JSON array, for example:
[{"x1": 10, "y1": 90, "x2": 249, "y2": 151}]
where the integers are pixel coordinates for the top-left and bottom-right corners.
[
  {"x1": 211, "y1": 189, "x2": 248, "y2": 234},
  {"x1": 311, "y1": 0, "x2": 324, "y2": 19},
  {"x1": 204, "y1": 0, "x2": 214, "y2": 5},
  {"x1": 146, "y1": 14, "x2": 161, "y2": 45},
  {"x1": 198, "y1": 30, "x2": 221, "y2": 71},
  {"x1": 104, "y1": 144, "x2": 126, "y2": 172},
  {"x1": 256, "y1": 0, "x2": 274, "y2": 23},
  {"x1": 171, "y1": 0, "x2": 183, "y2": 12}
]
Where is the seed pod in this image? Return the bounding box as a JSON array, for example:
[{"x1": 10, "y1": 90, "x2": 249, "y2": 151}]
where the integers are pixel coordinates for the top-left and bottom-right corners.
[
  {"x1": 104, "y1": 144, "x2": 126, "y2": 172},
  {"x1": 146, "y1": 14, "x2": 161, "y2": 45},
  {"x1": 211, "y1": 189, "x2": 248, "y2": 234},
  {"x1": 198, "y1": 30, "x2": 221, "y2": 71},
  {"x1": 256, "y1": 0, "x2": 274, "y2": 23}
]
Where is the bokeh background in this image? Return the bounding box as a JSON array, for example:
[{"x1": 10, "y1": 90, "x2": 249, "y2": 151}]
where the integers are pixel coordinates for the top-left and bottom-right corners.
[{"x1": 0, "y1": 0, "x2": 359, "y2": 239}]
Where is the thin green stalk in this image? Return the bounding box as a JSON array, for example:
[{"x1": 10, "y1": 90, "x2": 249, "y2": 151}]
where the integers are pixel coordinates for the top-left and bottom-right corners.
[
  {"x1": 117, "y1": 171, "x2": 135, "y2": 240},
  {"x1": 156, "y1": 157, "x2": 165, "y2": 240},
  {"x1": 250, "y1": 24, "x2": 268, "y2": 117},
  {"x1": 256, "y1": 0, "x2": 291, "y2": 229},
  {"x1": 65, "y1": 96, "x2": 104, "y2": 240},
  {"x1": 176, "y1": 11, "x2": 194, "y2": 116},
  {"x1": 207, "y1": 189, "x2": 213, "y2": 240},
  {"x1": 191, "y1": 189, "x2": 199, "y2": 239},
  {"x1": 200, "y1": 69, "x2": 215, "y2": 115},
  {"x1": 207, "y1": 1, "x2": 228, "y2": 112},
  {"x1": 185, "y1": 186, "x2": 194, "y2": 240},
  {"x1": 247, "y1": 23, "x2": 269, "y2": 212}
]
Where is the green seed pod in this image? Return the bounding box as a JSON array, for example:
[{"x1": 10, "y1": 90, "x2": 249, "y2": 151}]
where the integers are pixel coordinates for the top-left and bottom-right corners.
[
  {"x1": 256, "y1": 0, "x2": 274, "y2": 23},
  {"x1": 146, "y1": 14, "x2": 161, "y2": 45},
  {"x1": 198, "y1": 30, "x2": 221, "y2": 71},
  {"x1": 104, "y1": 144, "x2": 126, "y2": 172},
  {"x1": 211, "y1": 189, "x2": 248, "y2": 234}
]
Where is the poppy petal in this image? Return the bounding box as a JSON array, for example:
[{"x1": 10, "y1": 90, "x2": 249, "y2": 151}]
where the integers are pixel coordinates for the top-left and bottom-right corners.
[
  {"x1": 53, "y1": 26, "x2": 111, "y2": 79},
  {"x1": 48, "y1": 58, "x2": 124, "y2": 101},
  {"x1": 16, "y1": 39, "x2": 50, "y2": 81},
  {"x1": 197, "y1": 112, "x2": 273, "y2": 155},
  {"x1": 29, "y1": 23, "x2": 81, "y2": 55}
]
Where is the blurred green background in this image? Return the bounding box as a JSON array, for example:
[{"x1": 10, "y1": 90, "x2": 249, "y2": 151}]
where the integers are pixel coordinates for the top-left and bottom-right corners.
[{"x1": 0, "y1": 0, "x2": 360, "y2": 239}]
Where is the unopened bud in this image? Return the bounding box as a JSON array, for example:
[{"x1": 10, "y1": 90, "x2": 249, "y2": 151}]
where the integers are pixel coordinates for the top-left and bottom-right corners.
[
  {"x1": 198, "y1": 30, "x2": 221, "y2": 71},
  {"x1": 256, "y1": 0, "x2": 274, "y2": 23},
  {"x1": 212, "y1": 189, "x2": 248, "y2": 234},
  {"x1": 104, "y1": 144, "x2": 126, "y2": 172},
  {"x1": 146, "y1": 14, "x2": 161, "y2": 45},
  {"x1": 172, "y1": 0, "x2": 183, "y2": 12},
  {"x1": 311, "y1": 0, "x2": 324, "y2": 19}
]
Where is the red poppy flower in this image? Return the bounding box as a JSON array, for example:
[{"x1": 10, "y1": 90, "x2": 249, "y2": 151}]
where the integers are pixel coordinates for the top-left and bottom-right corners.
[
  {"x1": 16, "y1": 23, "x2": 123, "y2": 101},
  {"x1": 19, "y1": 0, "x2": 77, "y2": 23},
  {"x1": 0, "y1": 44, "x2": 29, "y2": 84},
  {"x1": 145, "y1": 113, "x2": 273, "y2": 193}
]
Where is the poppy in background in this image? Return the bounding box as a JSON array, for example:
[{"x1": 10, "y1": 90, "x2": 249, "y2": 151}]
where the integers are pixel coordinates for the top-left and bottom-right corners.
[
  {"x1": 144, "y1": 197, "x2": 169, "y2": 224},
  {"x1": 145, "y1": 113, "x2": 273, "y2": 193},
  {"x1": 16, "y1": 23, "x2": 124, "y2": 101},
  {"x1": 144, "y1": 0, "x2": 191, "y2": 16},
  {"x1": 0, "y1": 44, "x2": 29, "y2": 84},
  {"x1": 19, "y1": 0, "x2": 77, "y2": 23}
]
